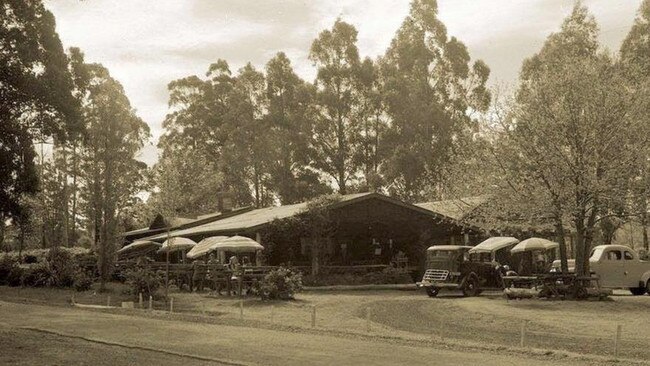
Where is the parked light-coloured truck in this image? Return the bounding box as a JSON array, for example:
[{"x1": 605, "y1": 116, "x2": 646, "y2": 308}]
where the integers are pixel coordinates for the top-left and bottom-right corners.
[{"x1": 551, "y1": 245, "x2": 650, "y2": 295}]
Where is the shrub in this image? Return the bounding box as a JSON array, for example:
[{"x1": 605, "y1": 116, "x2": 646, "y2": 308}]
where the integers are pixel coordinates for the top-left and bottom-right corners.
[
  {"x1": 23, "y1": 255, "x2": 38, "y2": 264},
  {"x1": 73, "y1": 270, "x2": 94, "y2": 292},
  {"x1": 21, "y1": 264, "x2": 52, "y2": 287},
  {"x1": 7, "y1": 266, "x2": 24, "y2": 287},
  {"x1": 302, "y1": 266, "x2": 412, "y2": 286},
  {"x1": 258, "y1": 267, "x2": 302, "y2": 300},
  {"x1": 45, "y1": 249, "x2": 78, "y2": 287},
  {"x1": 0, "y1": 256, "x2": 20, "y2": 286},
  {"x1": 124, "y1": 266, "x2": 161, "y2": 299}
]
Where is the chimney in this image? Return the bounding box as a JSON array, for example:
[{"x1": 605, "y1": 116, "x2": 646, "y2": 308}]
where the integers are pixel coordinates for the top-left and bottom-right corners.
[{"x1": 217, "y1": 191, "x2": 233, "y2": 212}]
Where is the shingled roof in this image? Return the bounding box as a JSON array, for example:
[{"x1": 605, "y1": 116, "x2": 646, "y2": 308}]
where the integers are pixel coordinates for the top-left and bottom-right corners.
[{"x1": 140, "y1": 192, "x2": 460, "y2": 242}]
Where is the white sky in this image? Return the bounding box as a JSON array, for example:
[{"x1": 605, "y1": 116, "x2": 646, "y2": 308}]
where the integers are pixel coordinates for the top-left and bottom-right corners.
[{"x1": 44, "y1": 0, "x2": 643, "y2": 166}]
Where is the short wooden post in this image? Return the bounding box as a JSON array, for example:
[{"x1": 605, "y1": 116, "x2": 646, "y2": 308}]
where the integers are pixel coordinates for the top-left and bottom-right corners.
[
  {"x1": 169, "y1": 297, "x2": 174, "y2": 313},
  {"x1": 366, "y1": 307, "x2": 371, "y2": 333},
  {"x1": 138, "y1": 293, "x2": 143, "y2": 308},
  {"x1": 239, "y1": 299, "x2": 244, "y2": 321},
  {"x1": 148, "y1": 295, "x2": 153, "y2": 310},
  {"x1": 615, "y1": 324, "x2": 622, "y2": 358},
  {"x1": 107, "y1": 295, "x2": 111, "y2": 307},
  {"x1": 520, "y1": 320, "x2": 528, "y2": 348},
  {"x1": 311, "y1": 306, "x2": 316, "y2": 328}
]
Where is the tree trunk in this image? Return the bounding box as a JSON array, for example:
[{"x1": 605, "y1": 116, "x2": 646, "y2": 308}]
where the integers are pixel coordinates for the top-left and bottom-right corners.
[
  {"x1": 574, "y1": 221, "x2": 586, "y2": 277},
  {"x1": 641, "y1": 206, "x2": 649, "y2": 252},
  {"x1": 61, "y1": 144, "x2": 70, "y2": 248},
  {"x1": 554, "y1": 218, "x2": 569, "y2": 273},
  {"x1": 71, "y1": 143, "x2": 78, "y2": 246},
  {"x1": 311, "y1": 238, "x2": 320, "y2": 276}
]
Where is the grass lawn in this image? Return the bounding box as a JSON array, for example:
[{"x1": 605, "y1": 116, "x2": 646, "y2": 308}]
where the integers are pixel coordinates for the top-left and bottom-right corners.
[
  {"x1": 2, "y1": 284, "x2": 650, "y2": 361},
  {"x1": 0, "y1": 328, "x2": 219, "y2": 366}
]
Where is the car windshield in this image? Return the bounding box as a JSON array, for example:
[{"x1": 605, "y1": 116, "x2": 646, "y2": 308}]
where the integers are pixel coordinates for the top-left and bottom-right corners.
[
  {"x1": 469, "y1": 252, "x2": 492, "y2": 263},
  {"x1": 428, "y1": 250, "x2": 458, "y2": 258},
  {"x1": 590, "y1": 247, "x2": 604, "y2": 260}
]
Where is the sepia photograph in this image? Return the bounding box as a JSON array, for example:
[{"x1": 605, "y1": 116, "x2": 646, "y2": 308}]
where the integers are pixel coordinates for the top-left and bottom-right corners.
[{"x1": 1, "y1": 0, "x2": 650, "y2": 365}]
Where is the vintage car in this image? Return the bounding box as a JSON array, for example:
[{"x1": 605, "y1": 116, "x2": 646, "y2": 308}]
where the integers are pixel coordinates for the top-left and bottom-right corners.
[
  {"x1": 551, "y1": 244, "x2": 650, "y2": 295},
  {"x1": 417, "y1": 240, "x2": 513, "y2": 297}
]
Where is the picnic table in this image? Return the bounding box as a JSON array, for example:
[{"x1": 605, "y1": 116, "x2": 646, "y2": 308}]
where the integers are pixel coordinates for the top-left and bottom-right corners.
[{"x1": 503, "y1": 273, "x2": 604, "y2": 299}]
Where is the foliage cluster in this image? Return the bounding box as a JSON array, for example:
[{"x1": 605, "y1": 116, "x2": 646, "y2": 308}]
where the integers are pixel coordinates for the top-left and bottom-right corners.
[
  {"x1": 257, "y1": 267, "x2": 303, "y2": 300},
  {"x1": 302, "y1": 267, "x2": 412, "y2": 286},
  {"x1": 0, "y1": 249, "x2": 95, "y2": 290},
  {"x1": 123, "y1": 266, "x2": 162, "y2": 299}
]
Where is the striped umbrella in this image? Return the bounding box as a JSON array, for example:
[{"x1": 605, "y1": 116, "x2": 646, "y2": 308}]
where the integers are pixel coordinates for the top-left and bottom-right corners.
[
  {"x1": 511, "y1": 238, "x2": 559, "y2": 254},
  {"x1": 157, "y1": 237, "x2": 197, "y2": 254},
  {"x1": 212, "y1": 235, "x2": 264, "y2": 253},
  {"x1": 186, "y1": 236, "x2": 229, "y2": 259},
  {"x1": 117, "y1": 240, "x2": 161, "y2": 256}
]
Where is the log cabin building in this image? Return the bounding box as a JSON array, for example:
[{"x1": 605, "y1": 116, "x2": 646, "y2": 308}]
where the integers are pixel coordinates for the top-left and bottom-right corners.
[{"x1": 123, "y1": 192, "x2": 485, "y2": 270}]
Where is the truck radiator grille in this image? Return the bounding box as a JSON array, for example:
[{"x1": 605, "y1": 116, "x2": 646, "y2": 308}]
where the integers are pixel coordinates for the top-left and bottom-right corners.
[{"x1": 423, "y1": 269, "x2": 449, "y2": 281}]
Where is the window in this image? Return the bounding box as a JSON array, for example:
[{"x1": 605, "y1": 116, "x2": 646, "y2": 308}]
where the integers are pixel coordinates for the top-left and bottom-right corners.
[
  {"x1": 606, "y1": 250, "x2": 622, "y2": 260},
  {"x1": 624, "y1": 251, "x2": 634, "y2": 260}
]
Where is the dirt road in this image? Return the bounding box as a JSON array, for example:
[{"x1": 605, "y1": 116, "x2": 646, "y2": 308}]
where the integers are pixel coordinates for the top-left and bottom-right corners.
[{"x1": 0, "y1": 300, "x2": 615, "y2": 366}]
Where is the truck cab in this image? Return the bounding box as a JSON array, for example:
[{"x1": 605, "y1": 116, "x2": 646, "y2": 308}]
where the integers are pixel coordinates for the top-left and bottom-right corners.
[{"x1": 417, "y1": 244, "x2": 504, "y2": 297}]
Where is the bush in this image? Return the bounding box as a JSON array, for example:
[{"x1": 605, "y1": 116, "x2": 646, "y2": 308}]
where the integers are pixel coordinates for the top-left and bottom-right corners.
[
  {"x1": 44, "y1": 249, "x2": 77, "y2": 287},
  {"x1": 302, "y1": 266, "x2": 412, "y2": 286},
  {"x1": 0, "y1": 256, "x2": 20, "y2": 286},
  {"x1": 21, "y1": 264, "x2": 52, "y2": 287},
  {"x1": 124, "y1": 266, "x2": 161, "y2": 299},
  {"x1": 73, "y1": 270, "x2": 94, "y2": 292},
  {"x1": 23, "y1": 255, "x2": 38, "y2": 264},
  {"x1": 7, "y1": 266, "x2": 24, "y2": 287},
  {"x1": 258, "y1": 267, "x2": 302, "y2": 300}
]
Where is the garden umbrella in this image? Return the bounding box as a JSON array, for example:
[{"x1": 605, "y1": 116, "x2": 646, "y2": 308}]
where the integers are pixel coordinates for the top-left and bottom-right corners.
[
  {"x1": 212, "y1": 235, "x2": 264, "y2": 253},
  {"x1": 469, "y1": 237, "x2": 520, "y2": 254},
  {"x1": 186, "y1": 236, "x2": 229, "y2": 259},
  {"x1": 157, "y1": 237, "x2": 197, "y2": 254},
  {"x1": 116, "y1": 240, "x2": 161, "y2": 256},
  {"x1": 511, "y1": 238, "x2": 559, "y2": 254}
]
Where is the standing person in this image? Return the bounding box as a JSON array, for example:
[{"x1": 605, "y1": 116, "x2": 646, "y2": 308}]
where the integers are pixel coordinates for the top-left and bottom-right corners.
[
  {"x1": 242, "y1": 256, "x2": 251, "y2": 267},
  {"x1": 228, "y1": 255, "x2": 241, "y2": 296},
  {"x1": 191, "y1": 258, "x2": 206, "y2": 292},
  {"x1": 206, "y1": 252, "x2": 219, "y2": 293}
]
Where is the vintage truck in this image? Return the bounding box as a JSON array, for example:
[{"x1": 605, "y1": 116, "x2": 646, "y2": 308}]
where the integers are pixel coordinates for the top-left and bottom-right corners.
[
  {"x1": 551, "y1": 244, "x2": 650, "y2": 295},
  {"x1": 416, "y1": 237, "x2": 519, "y2": 297}
]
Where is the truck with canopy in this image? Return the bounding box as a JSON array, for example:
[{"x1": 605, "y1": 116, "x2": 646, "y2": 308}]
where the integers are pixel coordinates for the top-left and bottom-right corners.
[{"x1": 417, "y1": 237, "x2": 519, "y2": 297}]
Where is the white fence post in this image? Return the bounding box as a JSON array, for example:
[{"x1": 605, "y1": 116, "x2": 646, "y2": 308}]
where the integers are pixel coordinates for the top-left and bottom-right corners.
[
  {"x1": 615, "y1": 324, "x2": 622, "y2": 358},
  {"x1": 239, "y1": 299, "x2": 244, "y2": 321}
]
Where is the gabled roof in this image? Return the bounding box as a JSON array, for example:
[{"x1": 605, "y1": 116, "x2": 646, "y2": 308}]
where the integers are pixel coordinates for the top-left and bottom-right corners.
[
  {"x1": 141, "y1": 192, "x2": 464, "y2": 242},
  {"x1": 121, "y1": 207, "x2": 254, "y2": 241},
  {"x1": 416, "y1": 196, "x2": 489, "y2": 221}
]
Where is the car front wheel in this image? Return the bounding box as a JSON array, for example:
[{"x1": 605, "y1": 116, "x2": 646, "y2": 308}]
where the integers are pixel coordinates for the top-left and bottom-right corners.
[
  {"x1": 426, "y1": 287, "x2": 439, "y2": 297},
  {"x1": 462, "y1": 276, "x2": 479, "y2": 297}
]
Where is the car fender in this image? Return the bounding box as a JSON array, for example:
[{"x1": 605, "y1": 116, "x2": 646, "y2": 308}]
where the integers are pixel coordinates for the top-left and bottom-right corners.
[
  {"x1": 641, "y1": 270, "x2": 650, "y2": 286},
  {"x1": 459, "y1": 272, "x2": 479, "y2": 287}
]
